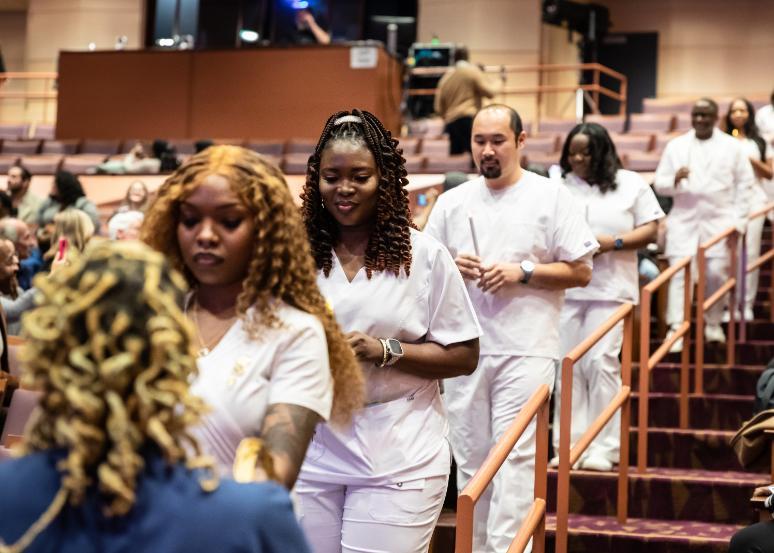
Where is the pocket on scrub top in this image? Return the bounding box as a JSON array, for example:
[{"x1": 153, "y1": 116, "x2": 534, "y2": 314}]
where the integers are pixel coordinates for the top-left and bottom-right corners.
[
  {"x1": 504, "y1": 222, "x2": 547, "y2": 261},
  {"x1": 366, "y1": 479, "x2": 431, "y2": 524}
]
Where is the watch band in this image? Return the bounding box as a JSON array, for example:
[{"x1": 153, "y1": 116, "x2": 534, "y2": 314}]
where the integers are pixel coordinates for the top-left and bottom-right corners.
[{"x1": 378, "y1": 338, "x2": 389, "y2": 367}]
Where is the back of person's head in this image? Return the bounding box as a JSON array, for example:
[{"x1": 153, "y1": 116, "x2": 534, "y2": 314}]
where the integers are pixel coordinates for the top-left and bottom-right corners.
[
  {"x1": 53, "y1": 171, "x2": 86, "y2": 208},
  {"x1": 0, "y1": 190, "x2": 15, "y2": 219},
  {"x1": 44, "y1": 209, "x2": 95, "y2": 261},
  {"x1": 8, "y1": 241, "x2": 216, "y2": 550},
  {"x1": 443, "y1": 171, "x2": 469, "y2": 192},
  {"x1": 454, "y1": 45, "x2": 469, "y2": 63},
  {"x1": 194, "y1": 140, "x2": 214, "y2": 153},
  {"x1": 108, "y1": 210, "x2": 144, "y2": 240}
]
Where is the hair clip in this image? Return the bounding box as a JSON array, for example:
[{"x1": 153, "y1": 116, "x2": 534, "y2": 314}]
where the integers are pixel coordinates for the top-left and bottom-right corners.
[{"x1": 333, "y1": 115, "x2": 362, "y2": 126}]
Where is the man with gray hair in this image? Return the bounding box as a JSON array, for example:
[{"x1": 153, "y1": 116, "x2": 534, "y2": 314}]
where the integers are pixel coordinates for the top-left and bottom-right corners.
[
  {"x1": 0, "y1": 218, "x2": 41, "y2": 290},
  {"x1": 107, "y1": 210, "x2": 144, "y2": 241}
]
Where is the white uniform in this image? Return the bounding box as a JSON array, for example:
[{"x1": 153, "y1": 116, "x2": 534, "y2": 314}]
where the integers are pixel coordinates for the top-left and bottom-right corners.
[
  {"x1": 425, "y1": 171, "x2": 598, "y2": 553},
  {"x1": 736, "y1": 138, "x2": 772, "y2": 314},
  {"x1": 756, "y1": 104, "x2": 774, "y2": 144},
  {"x1": 556, "y1": 170, "x2": 664, "y2": 463},
  {"x1": 191, "y1": 302, "x2": 333, "y2": 474},
  {"x1": 296, "y1": 229, "x2": 481, "y2": 553},
  {"x1": 654, "y1": 129, "x2": 754, "y2": 328}
]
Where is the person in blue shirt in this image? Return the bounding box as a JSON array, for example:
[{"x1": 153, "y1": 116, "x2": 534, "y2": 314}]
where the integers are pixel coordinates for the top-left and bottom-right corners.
[{"x1": 0, "y1": 240, "x2": 311, "y2": 553}]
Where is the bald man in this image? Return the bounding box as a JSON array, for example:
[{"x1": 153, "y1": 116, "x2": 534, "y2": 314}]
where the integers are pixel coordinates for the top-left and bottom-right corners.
[{"x1": 0, "y1": 218, "x2": 42, "y2": 290}]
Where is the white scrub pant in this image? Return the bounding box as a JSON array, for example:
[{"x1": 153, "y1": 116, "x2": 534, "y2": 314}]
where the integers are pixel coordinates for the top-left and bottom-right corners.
[
  {"x1": 296, "y1": 470, "x2": 448, "y2": 553},
  {"x1": 445, "y1": 355, "x2": 555, "y2": 553},
  {"x1": 666, "y1": 255, "x2": 729, "y2": 328},
  {"x1": 553, "y1": 300, "x2": 623, "y2": 463},
  {"x1": 738, "y1": 215, "x2": 764, "y2": 313}
]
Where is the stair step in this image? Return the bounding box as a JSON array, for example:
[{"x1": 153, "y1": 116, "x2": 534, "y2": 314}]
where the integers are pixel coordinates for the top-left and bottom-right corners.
[
  {"x1": 545, "y1": 467, "x2": 766, "y2": 524},
  {"x1": 630, "y1": 392, "x2": 754, "y2": 430},
  {"x1": 544, "y1": 514, "x2": 744, "y2": 553},
  {"x1": 632, "y1": 363, "x2": 764, "y2": 395},
  {"x1": 432, "y1": 512, "x2": 746, "y2": 553},
  {"x1": 627, "y1": 427, "x2": 742, "y2": 471},
  {"x1": 657, "y1": 341, "x2": 774, "y2": 367}
]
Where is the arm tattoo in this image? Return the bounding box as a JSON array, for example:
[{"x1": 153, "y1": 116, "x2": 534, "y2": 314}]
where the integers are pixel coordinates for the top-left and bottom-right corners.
[{"x1": 261, "y1": 403, "x2": 320, "y2": 488}]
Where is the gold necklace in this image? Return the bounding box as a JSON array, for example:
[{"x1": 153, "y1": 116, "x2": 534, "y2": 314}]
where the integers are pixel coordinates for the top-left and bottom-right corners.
[{"x1": 189, "y1": 296, "x2": 236, "y2": 358}]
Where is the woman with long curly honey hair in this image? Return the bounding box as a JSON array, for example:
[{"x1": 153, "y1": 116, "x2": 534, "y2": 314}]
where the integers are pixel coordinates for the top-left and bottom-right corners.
[
  {"x1": 0, "y1": 241, "x2": 311, "y2": 553},
  {"x1": 142, "y1": 145, "x2": 362, "y2": 488},
  {"x1": 295, "y1": 110, "x2": 481, "y2": 553}
]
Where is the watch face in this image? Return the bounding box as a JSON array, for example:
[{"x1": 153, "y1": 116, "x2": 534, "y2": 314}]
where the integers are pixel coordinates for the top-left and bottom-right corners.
[
  {"x1": 387, "y1": 338, "x2": 403, "y2": 355},
  {"x1": 522, "y1": 260, "x2": 535, "y2": 272}
]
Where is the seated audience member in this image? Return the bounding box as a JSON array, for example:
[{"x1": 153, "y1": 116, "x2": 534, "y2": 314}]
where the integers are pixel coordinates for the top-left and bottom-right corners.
[
  {"x1": 6, "y1": 165, "x2": 42, "y2": 226},
  {"x1": 0, "y1": 218, "x2": 42, "y2": 290},
  {"x1": 36, "y1": 171, "x2": 101, "y2": 234},
  {"x1": 113, "y1": 180, "x2": 150, "y2": 215},
  {"x1": 96, "y1": 142, "x2": 162, "y2": 175},
  {"x1": 728, "y1": 484, "x2": 774, "y2": 553},
  {"x1": 654, "y1": 98, "x2": 753, "y2": 352},
  {"x1": 756, "y1": 90, "x2": 774, "y2": 144},
  {"x1": 0, "y1": 238, "x2": 36, "y2": 335},
  {"x1": 107, "y1": 210, "x2": 144, "y2": 241},
  {"x1": 43, "y1": 209, "x2": 96, "y2": 266},
  {"x1": 724, "y1": 97, "x2": 774, "y2": 321},
  {"x1": 0, "y1": 240, "x2": 312, "y2": 553}
]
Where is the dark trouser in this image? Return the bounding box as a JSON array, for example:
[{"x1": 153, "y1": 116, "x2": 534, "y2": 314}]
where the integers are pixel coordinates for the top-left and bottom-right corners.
[
  {"x1": 729, "y1": 521, "x2": 774, "y2": 553},
  {"x1": 444, "y1": 117, "x2": 473, "y2": 155}
]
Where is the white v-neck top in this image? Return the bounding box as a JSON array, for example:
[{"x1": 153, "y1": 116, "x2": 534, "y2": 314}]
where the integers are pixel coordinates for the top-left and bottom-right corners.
[
  {"x1": 190, "y1": 301, "x2": 333, "y2": 474},
  {"x1": 298, "y1": 229, "x2": 481, "y2": 485},
  {"x1": 564, "y1": 170, "x2": 665, "y2": 304},
  {"x1": 425, "y1": 171, "x2": 598, "y2": 358}
]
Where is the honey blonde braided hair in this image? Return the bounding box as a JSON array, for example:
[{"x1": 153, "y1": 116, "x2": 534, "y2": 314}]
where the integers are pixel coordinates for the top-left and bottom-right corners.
[
  {"x1": 141, "y1": 145, "x2": 363, "y2": 422},
  {"x1": 1, "y1": 241, "x2": 216, "y2": 553}
]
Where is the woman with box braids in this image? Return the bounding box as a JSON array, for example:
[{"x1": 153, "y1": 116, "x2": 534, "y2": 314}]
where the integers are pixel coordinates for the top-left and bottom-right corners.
[{"x1": 296, "y1": 110, "x2": 481, "y2": 553}]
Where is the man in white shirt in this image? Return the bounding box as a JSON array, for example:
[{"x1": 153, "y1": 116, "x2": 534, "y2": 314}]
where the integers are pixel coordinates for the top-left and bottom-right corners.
[
  {"x1": 654, "y1": 98, "x2": 754, "y2": 350},
  {"x1": 756, "y1": 91, "x2": 774, "y2": 145},
  {"x1": 6, "y1": 165, "x2": 43, "y2": 226},
  {"x1": 425, "y1": 104, "x2": 597, "y2": 552}
]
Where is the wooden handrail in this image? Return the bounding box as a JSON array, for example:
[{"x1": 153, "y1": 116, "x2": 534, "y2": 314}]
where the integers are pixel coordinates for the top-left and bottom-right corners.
[
  {"x1": 0, "y1": 72, "x2": 57, "y2": 79},
  {"x1": 408, "y1": 60, "x2": 627, "y2": 118},
  {"x1": 555, "y1": 303, "x2": 634, "y2": 553},
  {"x1": 6, "y1": 335, "x2": 25, "y2": 346},
  {"x1": 695, "y1": 226, "x2": 738, "y2": 393},
  {"x1": 740, "y1": 201, "x2": 774, "y2": 342},
  {"x1": 455, "y1": 384, "x2": 550, "y2": 553},
  {"x1": 638, "y1": 256, "x2": 691, "y2": 472}
]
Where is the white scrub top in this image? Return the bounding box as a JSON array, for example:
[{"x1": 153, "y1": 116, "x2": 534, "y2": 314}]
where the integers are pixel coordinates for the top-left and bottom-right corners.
[
  {"x1": 654, "y1": 129, "x2": 754, "y2": 257},
  {"x1": 299, "y1": 228, "x2": 481, "y2": 486},
  {"x1": 425, "y1": 171, "x2": 598, "y2": 359},
  {"x1": 191, "y1": 301, "x2": 333, "y2": 474},
  {"x1": 564, "y1": 169, "x2": 664, "y2": 304},
  {"x1": 738, "y1": 137, "x2": 773, "y2": 208}
]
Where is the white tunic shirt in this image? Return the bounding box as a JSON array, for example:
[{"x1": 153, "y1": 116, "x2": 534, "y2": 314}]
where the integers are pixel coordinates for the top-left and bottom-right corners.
[
  {"x1": 654, "y1": 129, "x2": 754, "y2": 257},
  {"x1": 738, "y1": 137, "x2": 773, "y2": 208},
  {"x1": 756, "y1": 104, "x2": 774, "y2": 142},
  {"x1": 424, "y1": 171, "x2": 598, "y2": 358},
  {"x1": 564, "y1": 170, "x2": 664, "y2": 304},
  {"x1": 299, "y1": 229, "x2": 481, "y2": 486},
  {"x1": 191, "y1": 302, "x2": 333, "y2": 474}
]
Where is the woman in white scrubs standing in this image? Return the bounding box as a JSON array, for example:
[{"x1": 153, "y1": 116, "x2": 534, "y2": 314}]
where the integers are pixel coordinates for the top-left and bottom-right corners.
[
  {"x1": 296, "y1": 110, "x2": 481, "y2": 553},
  {"x1": 552, "y1": 123, "x2": 664, "y2": 471},
  {"x1": 143, "y1": 145, "x2": 364, "y2": 487},
  {"x1": 724, "y1": 98, "x2": 774, "y2": 320}
]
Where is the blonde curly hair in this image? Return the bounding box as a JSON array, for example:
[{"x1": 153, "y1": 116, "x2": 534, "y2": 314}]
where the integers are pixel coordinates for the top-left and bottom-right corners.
[
  {"x1": 2, "y1": 241, "x2": 215, "y2": 553},
  {"x1": 141, "y1": 145, "x2": 363, "y2": 422}
]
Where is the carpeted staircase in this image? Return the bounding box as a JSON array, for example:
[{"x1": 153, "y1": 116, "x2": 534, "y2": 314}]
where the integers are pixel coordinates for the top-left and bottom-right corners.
[{"x1": 431, "y1": 225, "x2": 773, "y2": 552}]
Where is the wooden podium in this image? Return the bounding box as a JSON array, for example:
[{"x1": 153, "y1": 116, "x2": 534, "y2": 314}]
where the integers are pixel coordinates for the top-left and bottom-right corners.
[{"x1": 56, "y1": 44, "x2": 403, "y2": 140}]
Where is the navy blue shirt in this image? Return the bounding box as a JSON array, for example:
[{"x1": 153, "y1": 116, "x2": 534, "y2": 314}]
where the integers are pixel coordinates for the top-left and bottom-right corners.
[{"x1": 0, "y1": 450, "x2": 311, "y2": 553}]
